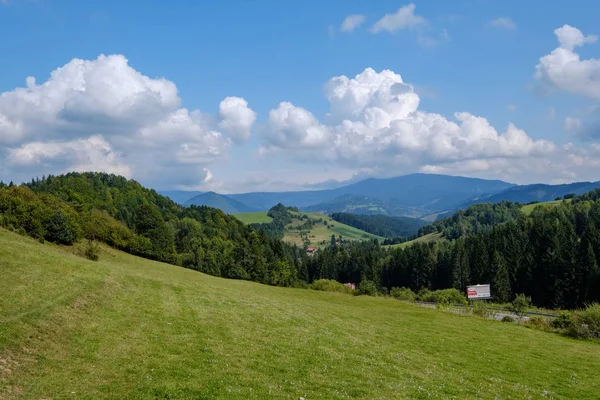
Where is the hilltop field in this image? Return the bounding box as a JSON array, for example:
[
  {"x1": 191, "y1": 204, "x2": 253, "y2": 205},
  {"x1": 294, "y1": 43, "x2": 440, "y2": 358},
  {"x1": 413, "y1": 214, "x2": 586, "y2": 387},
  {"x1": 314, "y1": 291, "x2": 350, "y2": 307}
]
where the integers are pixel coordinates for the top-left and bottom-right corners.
[
  {"x1": 235, "y1": 211, "x2": 382, "y2": 247},
  {"x1": 1, "y1": 227, "x2": 599, "y2": 399}
]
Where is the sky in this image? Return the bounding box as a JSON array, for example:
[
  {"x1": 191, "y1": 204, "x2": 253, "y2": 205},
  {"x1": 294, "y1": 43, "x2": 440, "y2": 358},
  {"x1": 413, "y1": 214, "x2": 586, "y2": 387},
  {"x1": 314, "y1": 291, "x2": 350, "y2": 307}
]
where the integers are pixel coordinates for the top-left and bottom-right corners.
[{"x1": 1, "y1": 0, "x2": 600, "y2": 193}]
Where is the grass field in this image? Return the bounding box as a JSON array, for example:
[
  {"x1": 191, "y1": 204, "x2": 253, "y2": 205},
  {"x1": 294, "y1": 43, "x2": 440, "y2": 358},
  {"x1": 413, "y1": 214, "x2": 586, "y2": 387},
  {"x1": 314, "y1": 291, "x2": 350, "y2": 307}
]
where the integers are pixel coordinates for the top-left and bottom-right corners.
[
  {"x1": 386, "y1": 232, "x2": 446, "y2": 249},
  {"x1": 233, "y1": 211, "x2": 273, "y2": 224},
  {"x1": 521, "y1": 199, "x2": 571, "y2": 216},
  {"x1": 234, "y1": 211, "x2": 382, "y2": 247},
  {"x1": 1, "y1": 228, "x2": 600, "y2": 399},
  {"x1": 283, "y1": 212, "x2": 382, "y2": 247}
]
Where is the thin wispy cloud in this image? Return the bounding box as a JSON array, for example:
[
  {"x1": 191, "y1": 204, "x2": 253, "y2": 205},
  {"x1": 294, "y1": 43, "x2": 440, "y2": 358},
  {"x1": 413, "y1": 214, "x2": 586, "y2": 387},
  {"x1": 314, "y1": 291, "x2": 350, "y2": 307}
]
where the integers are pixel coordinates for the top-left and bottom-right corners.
[
  {"x1": 370, "y1": 3, "x2": 427, "y2": 33},
  {"x1": 341, "y1": 14, "x2": 365, "y2": 32},
  {"x1": 489, "y1": 17, "x2": 517, "y2": 31}
]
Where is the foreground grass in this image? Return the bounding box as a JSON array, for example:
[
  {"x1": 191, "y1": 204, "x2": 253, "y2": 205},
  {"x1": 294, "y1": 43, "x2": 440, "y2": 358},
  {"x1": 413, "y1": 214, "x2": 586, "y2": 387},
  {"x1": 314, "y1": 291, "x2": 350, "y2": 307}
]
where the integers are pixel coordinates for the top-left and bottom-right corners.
[{"x1": 1, "y1": 229, "x2": 599, "y2": 399}]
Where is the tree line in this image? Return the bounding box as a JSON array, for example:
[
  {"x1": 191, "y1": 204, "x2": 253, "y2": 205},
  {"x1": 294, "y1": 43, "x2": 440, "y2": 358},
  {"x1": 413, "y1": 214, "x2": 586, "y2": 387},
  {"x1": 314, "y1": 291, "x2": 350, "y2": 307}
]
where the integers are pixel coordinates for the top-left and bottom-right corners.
[
  {"x1": 329, "y1": 212, "x2": 427, "y2": 238},
  {"x1": 1, "y1": 173, "x2": 600, "y2": 310},
  {"x1": 307, "y1": 199, "x2": 600, "y2": 309},
  {"x1": 1, "y1": 173, "x2": 308, "y2": 287}
]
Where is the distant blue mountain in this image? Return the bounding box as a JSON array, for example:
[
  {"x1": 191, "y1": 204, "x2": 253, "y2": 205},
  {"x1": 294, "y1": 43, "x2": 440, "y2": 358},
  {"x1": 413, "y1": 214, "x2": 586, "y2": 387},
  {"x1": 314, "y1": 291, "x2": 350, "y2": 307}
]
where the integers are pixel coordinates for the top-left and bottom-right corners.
[
  {"x1": 184, "y1": 192, "x2": 258, "y2": 214},
  {"x1": 162, "y1": 174, "x2": 600, "y2": 219},
  {"x1": 462, "y1": 181, "x2": 600, "y2": 206},
  {"x1": 159, "y1": 190, "x2": 204, "y2": 205},
  {"x1": 228, "y1": 173, "x2": 514, "y2": 213}
]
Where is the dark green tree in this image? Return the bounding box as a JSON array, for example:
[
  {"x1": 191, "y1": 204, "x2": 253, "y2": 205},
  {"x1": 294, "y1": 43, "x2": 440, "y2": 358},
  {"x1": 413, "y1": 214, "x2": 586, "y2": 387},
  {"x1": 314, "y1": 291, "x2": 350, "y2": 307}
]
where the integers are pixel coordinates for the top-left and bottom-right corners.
[{"x1": 491, "y1": 250, "x2": 510, "y2": 303}]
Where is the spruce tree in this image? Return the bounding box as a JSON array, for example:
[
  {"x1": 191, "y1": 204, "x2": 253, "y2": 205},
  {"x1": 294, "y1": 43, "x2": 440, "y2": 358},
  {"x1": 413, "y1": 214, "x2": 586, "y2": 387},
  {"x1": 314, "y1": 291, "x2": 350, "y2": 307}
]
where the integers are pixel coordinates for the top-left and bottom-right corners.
[{"x1": 491, "y1": 250, "x2": 511, "y2": 303}]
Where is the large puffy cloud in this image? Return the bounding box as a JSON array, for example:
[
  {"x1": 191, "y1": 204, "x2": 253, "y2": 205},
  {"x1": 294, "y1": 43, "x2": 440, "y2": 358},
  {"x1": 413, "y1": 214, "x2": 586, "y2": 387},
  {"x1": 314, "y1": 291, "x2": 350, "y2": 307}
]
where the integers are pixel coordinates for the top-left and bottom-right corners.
[
  {"x1": 6, "y1": 135, "x2": 131, "y2": 177},
  {"x1": 218, "y1": 96, "x2": 257, "y2": 143},
  {"x1": 535, "y1": 25, "x2": 600, "y2": 142},
  {"x1": 0, "y1": 54, "x2": 255, "y2": 188},
  {"x1": 261, "y1": 68, "x2": 556, "y2": 174},
  {"x1": 535, "y1": 25, "x2": 600, "y2": 99}
]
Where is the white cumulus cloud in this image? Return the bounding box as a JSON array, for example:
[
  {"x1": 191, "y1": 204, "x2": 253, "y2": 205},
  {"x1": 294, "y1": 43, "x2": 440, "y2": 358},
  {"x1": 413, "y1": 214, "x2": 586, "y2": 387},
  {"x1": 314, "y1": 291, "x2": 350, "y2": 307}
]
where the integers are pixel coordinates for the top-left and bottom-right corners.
[
  {"x1": 260, "y1": 68, "x2": 556, "y2": 175},
  {"x1": 535, "y1": 25, "x2": 600, "y2": 99},
  {"x1": 218, "y1": 96, "x2": 257, "y2": 143},
  {"x1": 0, "y1": 54, "x2": 254, "y2": 189}
]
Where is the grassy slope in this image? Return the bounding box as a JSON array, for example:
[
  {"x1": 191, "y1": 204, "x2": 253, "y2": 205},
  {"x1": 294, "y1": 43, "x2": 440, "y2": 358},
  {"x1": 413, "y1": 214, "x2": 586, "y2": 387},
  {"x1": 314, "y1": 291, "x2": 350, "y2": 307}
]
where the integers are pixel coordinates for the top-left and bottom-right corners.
[
  {"x1": 521, "y1": 199, "x2": 571, "y2": 216},
  {"x1": 1, "y1": 229, "x2": 600, "y2": 399},
  {"x1": 284, "y1": 212, "x2": 382, "y2": 247},
  {"x1": 234, "y1": 211, "x2": 382, "y2": 247},
  {"x1": 386, "y1": 232, "x2": 446, "y2": 249}
]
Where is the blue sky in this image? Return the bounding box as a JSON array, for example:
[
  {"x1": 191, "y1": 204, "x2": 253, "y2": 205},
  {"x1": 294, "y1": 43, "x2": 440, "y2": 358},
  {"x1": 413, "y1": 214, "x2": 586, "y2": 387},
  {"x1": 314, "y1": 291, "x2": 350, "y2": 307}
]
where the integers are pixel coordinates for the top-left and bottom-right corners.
[{"x1": 1, "y1": 0, "x2": 599, "y2": 192}]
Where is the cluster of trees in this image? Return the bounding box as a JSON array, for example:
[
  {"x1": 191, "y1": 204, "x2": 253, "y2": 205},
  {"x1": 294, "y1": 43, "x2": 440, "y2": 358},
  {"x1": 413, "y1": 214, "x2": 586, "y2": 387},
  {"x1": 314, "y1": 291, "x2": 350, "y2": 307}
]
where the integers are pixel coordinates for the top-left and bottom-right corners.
[
  {"x1": 307, "y1": 200, "x2": 600, "y2": 309},
  {"x1": 1, "y1": 173, "x2": 308, "y2": 287},
  {"x1": 416, "y1": 201, "x2": 523, "y2": 239},
  {"x1": 3, "y1": 173, "x2": 600, "y2": 310},
  {"x1": 248, "y1": 203, "x2": 299, "y2": 239},
  {"x1": 330, "y1": 213, "x2": 427, "y2": 238}
]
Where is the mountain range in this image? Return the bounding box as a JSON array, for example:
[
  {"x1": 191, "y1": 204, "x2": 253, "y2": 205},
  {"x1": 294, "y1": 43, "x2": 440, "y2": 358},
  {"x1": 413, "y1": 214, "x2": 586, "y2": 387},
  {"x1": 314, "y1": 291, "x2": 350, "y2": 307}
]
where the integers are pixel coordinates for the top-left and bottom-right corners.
[{"x1": 160, "y1": 173, "x2": 600, "y2": 219}]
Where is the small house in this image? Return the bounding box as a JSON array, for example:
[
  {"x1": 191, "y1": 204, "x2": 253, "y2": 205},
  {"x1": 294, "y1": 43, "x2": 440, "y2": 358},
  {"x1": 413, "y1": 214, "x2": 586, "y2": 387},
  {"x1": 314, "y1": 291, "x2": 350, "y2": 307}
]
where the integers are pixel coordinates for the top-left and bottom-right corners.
[{"x1": 343, "y1": 283, "x2": 356, "y2": 290}]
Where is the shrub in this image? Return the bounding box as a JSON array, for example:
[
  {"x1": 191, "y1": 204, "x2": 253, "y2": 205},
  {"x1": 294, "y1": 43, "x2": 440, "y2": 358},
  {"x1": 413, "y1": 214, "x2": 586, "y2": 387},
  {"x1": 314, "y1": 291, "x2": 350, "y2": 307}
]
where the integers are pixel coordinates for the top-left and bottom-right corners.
[
  {"x1": 434, "y1": 288, "x2": 468, "y2": 305},
  {"x1": 417, "y1": 288, "x2": 434, "y2": 302},
  {"x1": 84, "y1": 240, "x2": 100, "y2": 261},
  {"x1": 502, "y1": 315, "x2": 515, "y2": 323},
  {"x1": 511, "y1": 294, "x2": 532, "y2": 317},
  {"x1": 416, "y1": 288, "x2": 467, "y2": 305},
  {"x1": 390, "y1": 287, "x2": 417, "y2": 302},
  {"x1": 472, "y1": 301, "x2": 491, "y2": 317},
  {"x1": 16, "y1": 227, "x2": 27, "y2": 236},
  {"x1": 567, "y1": 303, "x2": 600, "y2": 339},
  {"x1": 551, "y1": 312, "x2": 574, "y2": 330},
  {"x1": 45, "y1": 210, "x2": 77, "y2": 245},
  {"x1": 528, "y1": 316, "x2": 548, "y2": 328},
  {"x1": 357, "y1": 279, "x2": 378, "y2": 296},
  {"x1": 309, "y1": 279, "x2": 353, "y2": 294}
]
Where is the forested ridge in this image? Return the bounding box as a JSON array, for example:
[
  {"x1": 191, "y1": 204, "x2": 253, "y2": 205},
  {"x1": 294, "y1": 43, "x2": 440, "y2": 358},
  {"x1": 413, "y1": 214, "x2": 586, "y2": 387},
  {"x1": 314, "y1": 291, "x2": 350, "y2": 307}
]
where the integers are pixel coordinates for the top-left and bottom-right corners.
[
  {"x1": 1, "y1": 173, "x2": 600, "y2": 310},
  {"x1": 329, "y1": 212, "x2": 427, "y2": 238},
  {"x1": 0, "y1": 173, "x2": 307, "y2": 286},
  {"x1": 417, "y1": 201, "x2": 524, "y2": 239}
]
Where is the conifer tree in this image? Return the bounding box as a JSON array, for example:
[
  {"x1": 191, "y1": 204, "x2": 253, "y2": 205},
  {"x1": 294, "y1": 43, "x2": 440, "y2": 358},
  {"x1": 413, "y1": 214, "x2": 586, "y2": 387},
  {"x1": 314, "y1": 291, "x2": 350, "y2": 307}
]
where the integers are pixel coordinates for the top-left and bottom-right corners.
[{"x1": 491, "y1": 250, "x2": 510, "y2": 303}]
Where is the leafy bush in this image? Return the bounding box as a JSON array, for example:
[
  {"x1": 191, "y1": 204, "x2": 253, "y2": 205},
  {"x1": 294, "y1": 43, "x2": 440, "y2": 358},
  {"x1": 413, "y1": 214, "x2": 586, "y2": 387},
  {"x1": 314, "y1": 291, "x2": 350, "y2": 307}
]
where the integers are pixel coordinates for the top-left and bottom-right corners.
[
  {"x1": 435, "y1": 288, "x2": 468, "y2": 305},
  {"x1": 309, "y1": 279, "x2": 353, "y2": 294},
  {"x1": 417, "y1": 288, "x2": 434, "y2": 302},
  {"x1": 502, "y1": 315, "x2": 515, "y2": 323},
  {"x1": 551, "y1": 312, "x2": 574, "y2": 330},
  {"x1": 567, "y1": 303, "x2": 600, "y2": 339},
  {"x1": 45, "y1": 210, "x2": 77, "y2": 245},
  {"x1": 390, "y1": 287, "x2": 417, "y2": 302},
  {"x1": 84, "y1": 240, "x2": 100, "y2": 261},
  {"x1": 472, "y1": 301, "x2": 491, "y2": 317},
  {"x1": 357, "y1": 279, "x2": 378, "y2": 296},
  {"x1": 528, "y1": 316, "x2": 548, "y2": 328},
  {"x1": 416, "y1": 288, "x2": 466, "y2": 305},
  {"x1": 511, "y1": 294, "x2": 532, "y2": 317}
]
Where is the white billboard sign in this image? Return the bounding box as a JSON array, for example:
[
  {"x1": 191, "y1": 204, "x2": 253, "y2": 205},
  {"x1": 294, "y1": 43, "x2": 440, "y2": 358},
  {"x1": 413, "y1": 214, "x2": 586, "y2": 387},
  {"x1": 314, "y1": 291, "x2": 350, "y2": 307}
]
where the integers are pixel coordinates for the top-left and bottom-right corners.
[{"x1": 467, "y1": 284, "x2": 491, "y2": 300}]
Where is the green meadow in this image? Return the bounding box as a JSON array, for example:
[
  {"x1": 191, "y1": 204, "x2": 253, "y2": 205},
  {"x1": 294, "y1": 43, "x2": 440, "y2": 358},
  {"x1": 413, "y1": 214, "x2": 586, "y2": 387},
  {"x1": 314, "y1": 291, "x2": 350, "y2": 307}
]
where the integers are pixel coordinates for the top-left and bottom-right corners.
[
  {"x1": 1, "y1": 227, "x2": 599, "y2": 399},
  {"x1": 235, "y1": 211, "x2": 382, "y2": 247}
]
